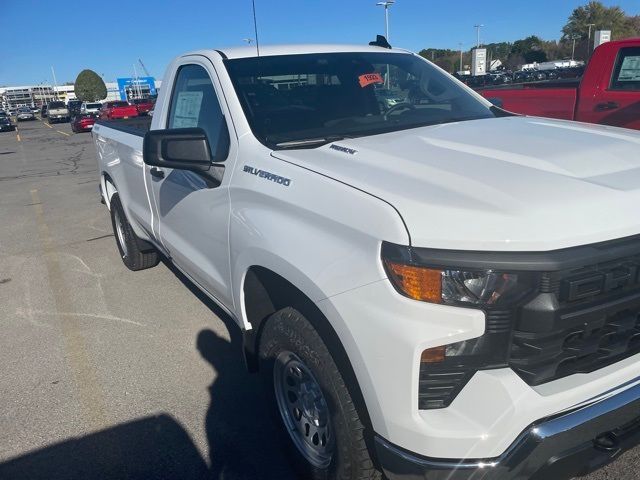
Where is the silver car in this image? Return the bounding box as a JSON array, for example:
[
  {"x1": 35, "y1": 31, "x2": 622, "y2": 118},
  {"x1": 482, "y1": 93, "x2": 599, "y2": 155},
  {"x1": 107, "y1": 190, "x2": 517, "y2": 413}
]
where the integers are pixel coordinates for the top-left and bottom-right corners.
[{"x1": 16, "y1": 107, "x2": 35, "y2": 121}]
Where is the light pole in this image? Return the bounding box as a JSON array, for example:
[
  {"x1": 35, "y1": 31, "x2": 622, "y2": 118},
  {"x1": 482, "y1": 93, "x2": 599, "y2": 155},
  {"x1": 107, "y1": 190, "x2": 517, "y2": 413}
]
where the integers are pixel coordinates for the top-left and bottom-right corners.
[
  {"x1": 376, "y1": 1, "x2": 395, "y2": 41},
  {"x1": 458, "y1": 42, "x2": 464, "y2": 72},
  {"x1": 586, "y1": 23, "x2": 595, "y2": 56},
  {"x1": 474, "y1": 24, "x2": 484, "y2": 48},
  {"x1": 376, "y1": 1, "x2": 395, "y2": 88}
]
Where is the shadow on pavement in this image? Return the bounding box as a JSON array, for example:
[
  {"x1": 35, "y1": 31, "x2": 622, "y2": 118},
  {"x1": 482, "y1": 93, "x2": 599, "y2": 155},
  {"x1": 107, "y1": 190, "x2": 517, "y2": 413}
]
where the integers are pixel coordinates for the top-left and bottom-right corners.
[
  {"x1": 0, "y1": 414, "x2": 209, "y2": 480},
  {"x1": 0, "y1": 259, "x2": 296, "y2": 480},
  {"x1": 162, "y1": 257, "x2": 295, "y2": 479}
]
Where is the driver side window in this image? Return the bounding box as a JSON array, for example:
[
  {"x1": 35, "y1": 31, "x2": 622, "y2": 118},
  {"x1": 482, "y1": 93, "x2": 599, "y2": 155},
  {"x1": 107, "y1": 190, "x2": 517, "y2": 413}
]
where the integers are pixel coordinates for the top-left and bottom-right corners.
[{"x1": 168, "y1": 64, "x2": 228, "y2": 159}]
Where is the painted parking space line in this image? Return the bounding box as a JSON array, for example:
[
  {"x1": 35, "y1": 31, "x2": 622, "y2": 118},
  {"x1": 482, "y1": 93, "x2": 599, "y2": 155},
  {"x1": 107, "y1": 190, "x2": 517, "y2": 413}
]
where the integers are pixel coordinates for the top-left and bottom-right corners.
[
  {"x1": 42, "y1": 121, "x2": 53, "y2": 128},
  {"x1": 56, "y1": 130, "x2": 71, "y2": 137},
  {"x1": 16, "y1": 133, "x2": 21, "y2": 142}
]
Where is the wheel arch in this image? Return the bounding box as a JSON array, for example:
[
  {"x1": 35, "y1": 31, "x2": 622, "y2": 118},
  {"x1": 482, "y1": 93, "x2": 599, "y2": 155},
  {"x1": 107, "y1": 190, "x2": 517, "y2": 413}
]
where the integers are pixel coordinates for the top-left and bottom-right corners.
[
  {"x1": 241, "y1": 265, "x2": 379, "y2": 463},
  {"x1": 101, "y1": 172, "x2": 118, "y2": 210}
]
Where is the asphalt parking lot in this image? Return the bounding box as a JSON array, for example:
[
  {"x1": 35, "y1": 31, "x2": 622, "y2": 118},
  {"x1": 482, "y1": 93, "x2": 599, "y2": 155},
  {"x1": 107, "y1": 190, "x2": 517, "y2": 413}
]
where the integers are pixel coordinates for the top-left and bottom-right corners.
[{"x1": 0, "y1": 118, "x2": 638, "y2": 480}]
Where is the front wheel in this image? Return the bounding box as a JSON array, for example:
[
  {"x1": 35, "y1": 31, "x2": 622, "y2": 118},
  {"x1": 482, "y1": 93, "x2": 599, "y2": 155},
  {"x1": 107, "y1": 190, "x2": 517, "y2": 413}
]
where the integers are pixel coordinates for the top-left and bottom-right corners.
[{"x1": 259, "y1": 307, "x2": 380, "y2": 480}]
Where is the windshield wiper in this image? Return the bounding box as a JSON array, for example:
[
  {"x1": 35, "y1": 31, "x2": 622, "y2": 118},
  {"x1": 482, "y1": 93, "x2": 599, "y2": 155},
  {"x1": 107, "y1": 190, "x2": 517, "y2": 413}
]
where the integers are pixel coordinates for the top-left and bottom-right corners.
[{"x1": 274, "y1": 135, "x2": 350, "y2": 149}]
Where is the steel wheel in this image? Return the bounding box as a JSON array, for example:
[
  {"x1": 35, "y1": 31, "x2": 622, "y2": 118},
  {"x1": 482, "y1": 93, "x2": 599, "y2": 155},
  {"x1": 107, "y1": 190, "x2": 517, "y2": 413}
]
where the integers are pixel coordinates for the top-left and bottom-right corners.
[{"x1": 273, "y1": 350, "x2": 334, "y2": 468}]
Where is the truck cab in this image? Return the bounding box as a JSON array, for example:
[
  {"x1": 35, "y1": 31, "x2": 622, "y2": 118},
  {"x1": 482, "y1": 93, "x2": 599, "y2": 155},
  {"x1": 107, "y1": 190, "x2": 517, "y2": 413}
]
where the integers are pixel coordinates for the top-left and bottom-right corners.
[{"x1": 93, "y1": 43, "x2": 640, "y2": 480}]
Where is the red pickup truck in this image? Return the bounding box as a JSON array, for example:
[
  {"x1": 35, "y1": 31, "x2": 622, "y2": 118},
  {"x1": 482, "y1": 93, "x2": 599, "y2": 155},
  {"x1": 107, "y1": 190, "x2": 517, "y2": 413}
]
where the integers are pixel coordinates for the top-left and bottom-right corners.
[
  {"x1": 99, "y1": 101, "x2": 139, "y2": 120},
  {"x1": 479, "y1": 38, "x2": 640, "y2": 130}
]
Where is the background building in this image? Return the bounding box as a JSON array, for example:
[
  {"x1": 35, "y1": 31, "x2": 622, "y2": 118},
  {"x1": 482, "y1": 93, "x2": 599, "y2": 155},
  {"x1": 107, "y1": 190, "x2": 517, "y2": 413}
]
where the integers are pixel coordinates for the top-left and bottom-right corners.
[
  {"x1": 0, "y1": 85, "x2": 56, "y2": 110},
  {"x1": 1, "y1": 78, "x2": 161, "y2": 110}
]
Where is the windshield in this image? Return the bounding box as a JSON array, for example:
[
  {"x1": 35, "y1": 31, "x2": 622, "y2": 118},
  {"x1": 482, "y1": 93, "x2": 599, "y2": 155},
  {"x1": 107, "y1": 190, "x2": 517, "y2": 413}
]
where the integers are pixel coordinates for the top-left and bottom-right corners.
[
  {"x1": 85, "y1": 103, "x2": 101, "y2": 109},
  {"x1": 49, "y1": 102, "x2": 65, "y2": 109},
  {"x1": 225, "y1": 52, "x2": 496, "y2": 148}
]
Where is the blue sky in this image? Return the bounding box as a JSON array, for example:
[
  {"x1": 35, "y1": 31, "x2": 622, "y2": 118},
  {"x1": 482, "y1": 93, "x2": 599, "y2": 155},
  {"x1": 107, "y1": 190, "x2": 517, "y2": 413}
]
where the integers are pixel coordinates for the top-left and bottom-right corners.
[{"x1": 1, "y1": 0, "x2": 638, "y2": 85}]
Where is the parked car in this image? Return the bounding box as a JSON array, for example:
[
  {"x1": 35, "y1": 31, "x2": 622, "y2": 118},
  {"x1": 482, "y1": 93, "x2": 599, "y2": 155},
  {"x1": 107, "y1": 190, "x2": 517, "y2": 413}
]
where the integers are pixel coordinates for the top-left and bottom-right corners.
[
  {"x1": 98, "y1": 100, "x2": 138, "y2": 120},
  {"x1": 40, "y1": 104, "x2": 48, "y2": 118},
  {"x1": 94, "y1": 43, "x2": 640, "y2": 480},
  {"x1": 46, "y1": 101, "x2": 70, "y2": 123},
  {"x1": 0, "y1": 112, "x2": 14, "y2": 132},
  {"x1": 81, "y1": 102, "x2": 102, "y2": 115},
  {"x1": 479, "y1": 38, "x2": 640, "y2": 130},
  {"x1": 30, "y1": 106, "x2": 40, "y2": 114},
  {"x1": 70, "y1": 113, "x2": 97, "y2": 133},
  {"x1": 67, "y1": 99, "x2": 82, "y2": 116},
  {"x1": 16, "y1": 107, "x2": 35, "y2": 121},
  {"x1": 130, "y1": 98, "x2": 154, "y2": 115}
]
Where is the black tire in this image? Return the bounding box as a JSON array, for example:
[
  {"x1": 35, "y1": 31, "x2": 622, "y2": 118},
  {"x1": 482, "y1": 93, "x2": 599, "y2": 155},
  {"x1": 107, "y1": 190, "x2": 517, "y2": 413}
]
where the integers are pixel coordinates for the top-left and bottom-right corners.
[
  {"x1": 259, "y1": 307, "x2": 380, "y2": 480},
  {"x1": 109, "y1": 193, "x2": 159, "y2": 271}
]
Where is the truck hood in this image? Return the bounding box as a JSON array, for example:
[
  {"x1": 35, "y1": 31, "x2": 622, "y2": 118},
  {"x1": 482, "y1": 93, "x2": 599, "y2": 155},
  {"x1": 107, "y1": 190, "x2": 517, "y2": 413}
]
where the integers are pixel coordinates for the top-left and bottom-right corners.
[
  {"x1": 272, "y1": 116, "x2": 640, "y2": 251},
  {"x1": 49, "y1": 108, "x2": 68, "y2": 115}
]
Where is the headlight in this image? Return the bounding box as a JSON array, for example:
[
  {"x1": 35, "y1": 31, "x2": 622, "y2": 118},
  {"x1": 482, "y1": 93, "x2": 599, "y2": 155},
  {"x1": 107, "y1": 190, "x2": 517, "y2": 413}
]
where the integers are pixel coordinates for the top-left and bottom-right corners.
[{"x1": 382, "y1": 245, "x2": 537, "y2": 307}]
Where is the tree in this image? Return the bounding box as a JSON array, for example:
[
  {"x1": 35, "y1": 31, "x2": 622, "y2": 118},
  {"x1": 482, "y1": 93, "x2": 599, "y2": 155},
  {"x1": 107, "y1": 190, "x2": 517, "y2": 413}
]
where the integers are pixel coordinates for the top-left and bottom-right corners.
[
  {"x1": 562, "y1": 1, "x2": 636, "y2": 41},
  {"x1": 74, "y1": 69, "x2": 107, "y2": 102}
]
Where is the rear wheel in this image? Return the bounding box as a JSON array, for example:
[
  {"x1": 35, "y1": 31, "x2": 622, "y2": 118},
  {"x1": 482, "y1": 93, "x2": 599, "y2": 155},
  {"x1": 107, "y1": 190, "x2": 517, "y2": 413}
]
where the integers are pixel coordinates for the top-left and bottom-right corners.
[
  {"x1": 259, "y1": 307, "x2": 380, "y2": 480},
  {"x1": 109, "y1": 193, "x2": 159, "y2": 271}
]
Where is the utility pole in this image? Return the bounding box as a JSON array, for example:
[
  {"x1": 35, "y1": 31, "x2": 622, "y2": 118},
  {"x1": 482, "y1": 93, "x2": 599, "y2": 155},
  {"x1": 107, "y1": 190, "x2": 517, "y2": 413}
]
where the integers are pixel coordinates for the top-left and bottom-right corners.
[
  {"x1": 458, "y1": 43, "x2": 463, "y2": 72},
  {"x1": 570, "y1": 34, "x2": 580, "y2": 61},
  {"x1": 474, "y1": 24, "x2": 484, "y2": 48},
  {"x1": 586, "y1": 23, "x2": 595, "y2": 57}
]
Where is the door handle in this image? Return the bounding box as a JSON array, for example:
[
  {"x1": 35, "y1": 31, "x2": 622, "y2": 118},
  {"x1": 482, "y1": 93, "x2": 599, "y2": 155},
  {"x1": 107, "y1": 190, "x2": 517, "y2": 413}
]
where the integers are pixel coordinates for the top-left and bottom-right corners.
[
  {"x1": 150, "y1": 167, "x2": 165, "y2": 179},
  {"x1": 595, "y1": 101, "x2": 620, "y2": 111}
]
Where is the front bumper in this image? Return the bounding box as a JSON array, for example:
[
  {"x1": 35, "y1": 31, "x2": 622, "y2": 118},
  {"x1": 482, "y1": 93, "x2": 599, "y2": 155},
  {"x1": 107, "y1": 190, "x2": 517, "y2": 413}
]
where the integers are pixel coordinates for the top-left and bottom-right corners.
[{"x1": 376, "y1": 376, "x2": 640, "y2": 479}]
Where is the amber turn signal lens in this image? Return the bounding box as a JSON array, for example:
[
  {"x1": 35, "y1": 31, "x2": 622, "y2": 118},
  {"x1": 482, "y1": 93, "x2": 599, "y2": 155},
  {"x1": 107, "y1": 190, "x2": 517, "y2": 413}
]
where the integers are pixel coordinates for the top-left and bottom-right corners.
[
  {"x1": 421, "y1": 346, "x2": 446, "y2": 363},
  {"x1": 384, "y1": 261, "x2": 442, "y2": 303}
]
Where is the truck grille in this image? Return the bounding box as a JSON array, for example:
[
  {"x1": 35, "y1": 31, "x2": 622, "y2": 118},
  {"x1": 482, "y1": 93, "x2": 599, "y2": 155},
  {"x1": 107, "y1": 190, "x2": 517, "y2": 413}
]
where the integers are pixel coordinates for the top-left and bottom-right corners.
[{"x1": 510, "y1": 257, "x2": 640, "y2": 386}]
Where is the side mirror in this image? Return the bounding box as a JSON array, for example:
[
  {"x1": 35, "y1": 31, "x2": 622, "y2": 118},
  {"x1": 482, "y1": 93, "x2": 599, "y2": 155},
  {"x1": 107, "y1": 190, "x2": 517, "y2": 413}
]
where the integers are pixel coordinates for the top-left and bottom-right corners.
[
  {"x1": 487, "y1": 97, "x2": 504, "y2": 108},
  {"x1": 143, "y1": 127, "x2": 213, "y2": 171}
]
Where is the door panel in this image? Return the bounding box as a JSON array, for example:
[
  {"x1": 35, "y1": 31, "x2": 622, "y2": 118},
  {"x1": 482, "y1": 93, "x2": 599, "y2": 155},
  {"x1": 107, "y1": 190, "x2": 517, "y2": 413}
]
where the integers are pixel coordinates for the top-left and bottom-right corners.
[
  {"x1": 577, "y1": 46, "x2": 640, "y2": 130},
  {"x1": 147, "y1": 60, "x2": 235, "y2": 311}
]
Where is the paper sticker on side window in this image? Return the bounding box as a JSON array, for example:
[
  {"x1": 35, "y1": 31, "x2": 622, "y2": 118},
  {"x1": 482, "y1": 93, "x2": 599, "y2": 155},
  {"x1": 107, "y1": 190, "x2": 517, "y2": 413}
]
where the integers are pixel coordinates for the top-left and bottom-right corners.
[
  {"x1": 172, "y1": 91, "x2": 203, "y2": 128},
  {"x1": 618, "y1": 55, "x2": 640, "y2": 82},
  {"x1": 358, "y1": 73, "x2": 384, "y2": 88}
]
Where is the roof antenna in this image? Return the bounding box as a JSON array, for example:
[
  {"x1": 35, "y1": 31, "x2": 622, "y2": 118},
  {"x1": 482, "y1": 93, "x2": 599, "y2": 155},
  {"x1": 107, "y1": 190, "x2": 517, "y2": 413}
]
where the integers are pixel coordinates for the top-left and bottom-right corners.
[{"x1": 251, "y1": 0, "x2": 260, "y2": 56}]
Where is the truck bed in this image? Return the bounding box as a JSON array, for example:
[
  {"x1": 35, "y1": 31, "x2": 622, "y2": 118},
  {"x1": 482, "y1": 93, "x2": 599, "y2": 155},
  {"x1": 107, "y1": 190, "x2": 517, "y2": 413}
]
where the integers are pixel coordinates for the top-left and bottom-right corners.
[
  {"x1": 478, "y1": 81, "x2": 579, "y2": 121},
  {"x1": 95, "y1": 116, "x2": 152, "y2": 137}
]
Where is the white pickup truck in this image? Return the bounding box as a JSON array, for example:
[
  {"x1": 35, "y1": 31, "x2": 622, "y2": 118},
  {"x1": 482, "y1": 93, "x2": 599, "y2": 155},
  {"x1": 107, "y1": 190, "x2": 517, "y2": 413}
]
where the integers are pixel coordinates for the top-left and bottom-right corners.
[{"x1": 93, "y1": 42, "x2": 640, "y2": 480}]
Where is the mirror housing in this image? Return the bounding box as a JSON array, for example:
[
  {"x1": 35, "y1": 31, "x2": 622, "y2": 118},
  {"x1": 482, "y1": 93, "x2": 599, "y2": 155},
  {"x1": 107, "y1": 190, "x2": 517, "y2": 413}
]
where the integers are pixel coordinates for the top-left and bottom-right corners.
[
  {"x1": 143, "y1": 127, "x2": 214, "y2": 171},
  {"x1": 486, "y1": 97, "x2": 504, "y2": 108}
]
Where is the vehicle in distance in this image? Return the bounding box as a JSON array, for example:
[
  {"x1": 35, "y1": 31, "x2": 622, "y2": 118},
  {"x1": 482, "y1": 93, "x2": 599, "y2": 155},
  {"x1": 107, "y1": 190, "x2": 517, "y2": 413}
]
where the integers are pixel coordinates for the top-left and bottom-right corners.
[
  {"x1": 70, "y1": 113, "x2": 97, "y2": 133},
  {"x1": 81, "y1": 102, "x2": 102, "y2": 115},
  {"x1": 479, "y1": 38, "x2": 640, "y2": 130},
  {"x1": 67, "y1": 99, "x2": 82, "y2": 116},
  {"x1": 130, "y1": 97, "x2": 154, "y2": 116},
  {"x1": 99, "y1": 100, "x2": 138, "y2": 120},
  {"x1": 40, "y1": 104, "x2": 48, "y2": 118},
  {"x1": 30, "y1": 105, "x2": 40, "y2": 114},
  {"x1": 94, "y1": 43, "x2": 640, "y2": 480},
  {"x1": 46, "y1": 101, "x2": 70, "y2": 123},
  {"x1": 16, "y1": 107, "x2": 35, "y2": 121},
  {"x1": 0, "y1": 112, "x2": 14, "y2": 132}
]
